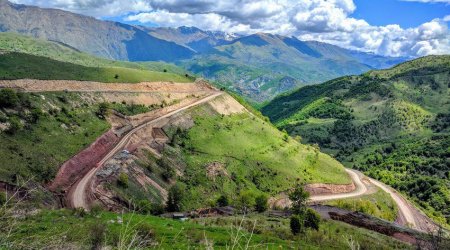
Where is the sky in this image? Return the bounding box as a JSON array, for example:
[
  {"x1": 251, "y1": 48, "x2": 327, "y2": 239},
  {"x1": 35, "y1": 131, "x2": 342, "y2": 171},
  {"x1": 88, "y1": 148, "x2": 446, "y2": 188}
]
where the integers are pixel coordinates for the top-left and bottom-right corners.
[{"x1": 10, "y1": 0, "x2": 450, "y2": 58}]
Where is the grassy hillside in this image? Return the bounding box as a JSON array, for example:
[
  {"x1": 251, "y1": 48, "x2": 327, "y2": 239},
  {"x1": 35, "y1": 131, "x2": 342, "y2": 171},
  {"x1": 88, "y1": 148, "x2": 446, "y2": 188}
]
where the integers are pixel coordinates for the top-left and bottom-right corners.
[
  {"x1": 0, "y1": 90, "x2": 110, "y2": 184},
  {"x1": 175, "y1": 108, "x2": 350, "y2": 209},
  {"x1": 0, "y1": 208, "x2": 412, "y2": 249},
  {"x1": 261, "y1": 55, "x2": 450, "y2": 225},
  {"x1": 0, "y1": 33, "x2": 192, "y2": 82},
  {"x1": 0, "y1": 52, "x2": 192, "y2": 83}
]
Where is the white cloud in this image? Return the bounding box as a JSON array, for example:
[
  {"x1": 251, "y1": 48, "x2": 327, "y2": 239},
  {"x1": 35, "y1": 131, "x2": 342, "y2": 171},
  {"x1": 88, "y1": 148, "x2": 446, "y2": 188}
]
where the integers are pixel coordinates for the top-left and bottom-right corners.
[{"x1": 10, "y1": 0, "x2": 450, "y2": 57}]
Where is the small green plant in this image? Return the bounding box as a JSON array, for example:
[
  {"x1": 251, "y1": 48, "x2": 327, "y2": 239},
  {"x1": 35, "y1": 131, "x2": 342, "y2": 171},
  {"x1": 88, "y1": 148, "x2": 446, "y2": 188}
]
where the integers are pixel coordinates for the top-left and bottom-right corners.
[
  {"x1": 0, "y1": 88, "x2": 19, "y2": 108},
  {"x1": 89, "y1": 221, "x2": 106, "y2": 250},
  {"x1": 96, "y1": 102, "x2": 110, "y2": 119},
  {"x1": 117, "y1": 173, "x2": 129, "y2": 188},
  {"x1": 255, "y1": 194, "x2": 268, "y2": 213},
  {"x1": 0, "y1": 192, "x2": 6, "y2": 205},
  {"x1": 7, "y1": 116, "x2": 23, "y2": 134},
  {"x1": 290, "y1": 215, "x2": 302, "y2": 235},
  {"x1": 304, "y1": 208, "x2": 320, "y2": 231},
  {"x1": 216, "y1": 195, "x2": 229, "y2": 207}
]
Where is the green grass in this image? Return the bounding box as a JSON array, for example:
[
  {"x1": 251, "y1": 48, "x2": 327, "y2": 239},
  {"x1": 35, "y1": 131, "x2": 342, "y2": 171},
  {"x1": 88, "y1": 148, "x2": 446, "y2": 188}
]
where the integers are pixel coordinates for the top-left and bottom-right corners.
[
  {"x1": 0, "y1": 91, "x2": 110, "y2": 183},
  {"x1": 197, "y1": 214, "x2": 412, "y2": 250},
  {"x1": 172, "y1": 105, "x2": 350, "y2": 209},
  {"x1": 1, "y1": 209, "x2": 412, "y2": 249},
  {"x1": 326, "y1": 188, "x2": 398, "y2": 222},
  {"x1": 0, "y1": 32, "x2": 190, "y2": 76},
  {"x1": 0, "y1": 52, "x2": 192, "y2": 83}
]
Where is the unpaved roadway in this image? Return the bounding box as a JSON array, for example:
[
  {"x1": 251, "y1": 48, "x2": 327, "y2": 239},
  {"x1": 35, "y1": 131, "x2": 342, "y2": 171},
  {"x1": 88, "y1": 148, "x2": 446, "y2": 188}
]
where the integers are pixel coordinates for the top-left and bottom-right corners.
[
  {"x1": 69, "y1": 92, "x2": 223, "y2": 210},
  {"x1": 272, "y1": 168, "x2": 435, "y2": 232}
]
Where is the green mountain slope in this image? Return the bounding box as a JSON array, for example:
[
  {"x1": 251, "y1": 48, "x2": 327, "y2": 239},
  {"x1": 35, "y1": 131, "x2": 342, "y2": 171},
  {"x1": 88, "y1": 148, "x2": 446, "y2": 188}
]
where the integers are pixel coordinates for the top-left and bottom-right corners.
[
  {"x1": 0, "y1": 33, "x2": 192, "y2": 82},
  {"x1": 262, "y1": 55, "x2": 450, "y2": 225}
]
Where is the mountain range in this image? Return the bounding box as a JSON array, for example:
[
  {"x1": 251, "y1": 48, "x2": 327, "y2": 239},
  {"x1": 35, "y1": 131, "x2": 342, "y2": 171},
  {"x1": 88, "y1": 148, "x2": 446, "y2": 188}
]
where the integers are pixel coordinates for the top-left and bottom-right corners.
[{"x1": 0, "y1": 0, "x2": 406, "y2": 102}]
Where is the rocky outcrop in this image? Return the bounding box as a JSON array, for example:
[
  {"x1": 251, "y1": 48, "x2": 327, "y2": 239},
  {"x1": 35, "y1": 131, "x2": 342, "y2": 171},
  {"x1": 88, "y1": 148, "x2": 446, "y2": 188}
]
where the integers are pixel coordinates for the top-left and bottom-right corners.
[
  {"x1": 305, "y1": 182, "x2": 355, "y2": 195},
  {"x1": 48, "y1": 130, "x2": 119, "y2": 193}
]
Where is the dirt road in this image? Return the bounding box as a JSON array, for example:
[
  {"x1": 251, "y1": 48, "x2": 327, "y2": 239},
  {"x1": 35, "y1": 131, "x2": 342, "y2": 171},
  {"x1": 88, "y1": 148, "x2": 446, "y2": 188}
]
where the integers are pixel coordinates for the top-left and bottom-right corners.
[
  {"x1": 272, "y1": 168, "x2": 435, "y2": 232},
  {"x1": 69, "y1": 92, "x2": 223, "y2": 210},
  {"x1": 309, "y1": 169, "x2": 367, "y2": 202}
]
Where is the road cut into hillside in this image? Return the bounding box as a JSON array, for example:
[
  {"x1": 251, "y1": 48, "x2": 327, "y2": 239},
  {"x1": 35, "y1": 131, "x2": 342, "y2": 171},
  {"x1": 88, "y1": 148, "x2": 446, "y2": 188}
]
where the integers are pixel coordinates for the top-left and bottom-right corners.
[{"x1": 270, "y1": 169, "x2": 437, "y2": 232}]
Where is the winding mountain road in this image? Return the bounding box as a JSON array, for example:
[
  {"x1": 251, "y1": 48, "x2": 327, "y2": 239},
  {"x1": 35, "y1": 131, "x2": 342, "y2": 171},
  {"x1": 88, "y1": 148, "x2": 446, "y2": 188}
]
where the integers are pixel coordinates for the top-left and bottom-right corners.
[
  {"x1": 69, "y1": 92, "x2": 223, "y2": 210},
  {"x1": 272, "y1": 168, "x2": 435, "y2": 232}
]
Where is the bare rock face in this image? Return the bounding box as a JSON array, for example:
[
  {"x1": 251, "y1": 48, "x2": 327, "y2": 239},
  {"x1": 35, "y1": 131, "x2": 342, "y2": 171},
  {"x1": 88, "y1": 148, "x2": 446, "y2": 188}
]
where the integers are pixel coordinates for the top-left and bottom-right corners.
[
  {"x1": 305, "y1": 182, "x2": 356, "y2": 195},
  {"x1": 0, "y1": 0, "x2": 194, "y2": 61}
]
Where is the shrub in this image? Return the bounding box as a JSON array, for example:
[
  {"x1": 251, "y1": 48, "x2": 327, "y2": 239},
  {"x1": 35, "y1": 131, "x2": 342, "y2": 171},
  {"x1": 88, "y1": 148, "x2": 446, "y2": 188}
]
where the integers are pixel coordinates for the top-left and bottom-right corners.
[
  {"x1": 290, "y1": 215, "x2": 302, "y2": 235},
  {"x1": 304, "y1": 208, "x2": 320, "y2": 230},
  {"x1": 236, "y1": 190, "x2": 256, "y2": 213},
  {"x1": 0, "y1": 89, "x2": 19, "y2": 108},
  {"x1": 89, "y1": 221, "x2": 106, "y2": 250},
  {"x1": 96, "y1": 102, "x2": 110, "y2": 119},
  {"x1": 90, "y1": 203, "x2": 104, "y2": 216},
  {"x1": 137, "y1": 199, "x2": 153, "y2": 214},
  {"x1": 7, "y1": 117, "x2": 23, "y2": 134},
  {"x1": 72, "y1": 207, "x2": 87, "y2": 217},
  {"x1": 166, "y1": 184, "x2": 185, "y2": 212},
  {"x1": 255, "y1": 194, "x2": 268, "y2": 212},
  {"x1": 216, "y1": 195, "x2": 229, "y2": 207},
  {"x1": 0, "y1": 192, "x2": 6, "y2": 205},
  {"x1": 117, "y1": 173, "x2": 129, "y2": 188}
]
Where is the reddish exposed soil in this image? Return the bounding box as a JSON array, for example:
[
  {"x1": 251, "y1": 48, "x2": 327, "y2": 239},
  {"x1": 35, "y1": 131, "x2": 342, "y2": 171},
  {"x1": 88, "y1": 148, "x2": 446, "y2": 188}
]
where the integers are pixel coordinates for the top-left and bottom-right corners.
[{"x1": 48, "y1": 130, "x2": 119, "y2": 193}]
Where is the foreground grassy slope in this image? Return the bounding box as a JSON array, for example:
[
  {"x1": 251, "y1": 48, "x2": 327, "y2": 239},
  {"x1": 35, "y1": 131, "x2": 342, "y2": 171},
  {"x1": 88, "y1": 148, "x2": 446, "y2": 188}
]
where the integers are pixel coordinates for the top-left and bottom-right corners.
[
  {"x1": 261, "y1": 55, "x2": 450, "y2": 225},
  {"x1": 0, "y1": 209, "x2": 412, "y2": 249},
  {"x1": 0, "y1": 33, "x2": 192, "y2": 82}
]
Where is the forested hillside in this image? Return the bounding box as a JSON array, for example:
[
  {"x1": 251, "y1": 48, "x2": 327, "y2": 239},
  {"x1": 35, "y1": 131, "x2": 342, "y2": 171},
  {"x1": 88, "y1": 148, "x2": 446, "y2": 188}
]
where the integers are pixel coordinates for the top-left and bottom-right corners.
[{"x1": 262, "y1": 55, "x2": 450, "y2": 225}]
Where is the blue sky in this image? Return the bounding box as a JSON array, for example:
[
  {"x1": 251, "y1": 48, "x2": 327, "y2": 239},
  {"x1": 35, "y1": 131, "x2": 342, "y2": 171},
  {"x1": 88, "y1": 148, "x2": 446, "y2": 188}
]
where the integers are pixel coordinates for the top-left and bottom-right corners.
[
  {"x1": 11, "y1": 0, "x2": 450, "y2": 57},
  {"x1": 352, "y1": 0, "x2": 449, "y2": 28}
]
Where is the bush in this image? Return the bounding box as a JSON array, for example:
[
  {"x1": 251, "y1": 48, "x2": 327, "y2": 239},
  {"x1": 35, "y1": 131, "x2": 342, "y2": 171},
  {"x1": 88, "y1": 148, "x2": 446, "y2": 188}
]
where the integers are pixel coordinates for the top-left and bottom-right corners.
[
  {"x1": 304, "y1": 208, "x2": 320, "y2": 231},
  {"x1": 137, "y1": 199, "x2": 153, "y2": 214},
  {"x1": 255, "y1": 194, "x2": 268, "y2": 212},
  {"x1": 236, "y1": 190, "x2": 256, "y2": 213},
  {"x1": 7, "y1": 116, "x2": 23, "y2": 134},
  {"x1": 0, "y1": 89, "x2": 19, "y2": 108},
  {"x1": 0, "y1": 192, "x2": 6, "y2": 205},
  {"x1": 217, "y1": 195, "x2": 229, "y2": 207},
  {"x1": 117, "y1": 173, "x2": 129, "y2": 188},
  {"x1": 96, "y1": 102, "x2": 110, "y2": 119},
  {"x1": 290, "y1": 215, "x2": 302, "y2": 235},
  {"x1": 89, "y1": 221, "x2": 106, "y2": 250},
  {"x1": 166, "y1": 184, "x2": 185, "y2": 212}
]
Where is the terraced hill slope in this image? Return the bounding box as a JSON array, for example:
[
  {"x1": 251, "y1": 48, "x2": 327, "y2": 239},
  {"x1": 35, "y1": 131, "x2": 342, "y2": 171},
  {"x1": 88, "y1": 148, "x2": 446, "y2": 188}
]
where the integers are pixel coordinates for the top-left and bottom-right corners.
[{"x1": 262, "y1": 55, "x2": 450, "y2": 226}]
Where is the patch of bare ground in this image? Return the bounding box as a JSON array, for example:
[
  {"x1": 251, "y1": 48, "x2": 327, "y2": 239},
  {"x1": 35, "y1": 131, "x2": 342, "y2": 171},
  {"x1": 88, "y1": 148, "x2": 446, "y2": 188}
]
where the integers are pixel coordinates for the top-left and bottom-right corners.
[
  {"x1": 206, "y1": 162, "x2": 229, "y2": 181},
  {"x1": 0, "y1": 79, "x2": 213, "y2": 93}
]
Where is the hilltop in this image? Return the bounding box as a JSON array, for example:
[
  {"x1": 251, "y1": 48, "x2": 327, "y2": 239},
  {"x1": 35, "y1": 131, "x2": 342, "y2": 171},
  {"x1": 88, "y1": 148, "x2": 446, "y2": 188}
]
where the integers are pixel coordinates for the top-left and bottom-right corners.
[{"x1": 262, "y1": 55, "x2": 450, "y2": 225}]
